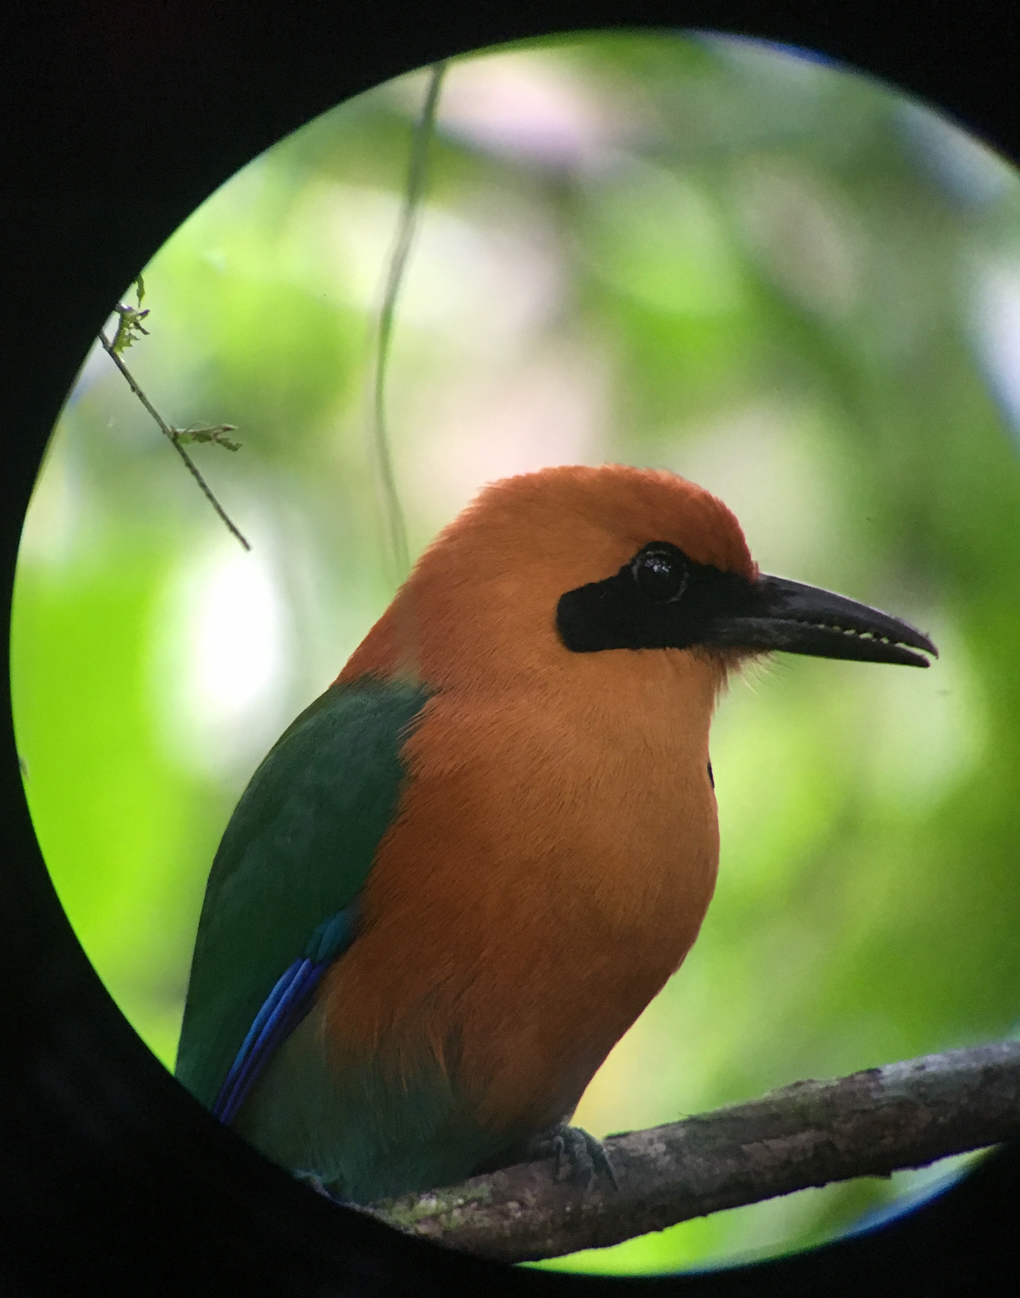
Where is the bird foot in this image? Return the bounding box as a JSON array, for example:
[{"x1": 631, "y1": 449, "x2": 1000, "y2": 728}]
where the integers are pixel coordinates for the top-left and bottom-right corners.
[
  {"x1": 294, "y1": 1172, "x2": 357, "y2": 1207},
  {"x1": 527, "y1": 1123, "x2": 617, "y2": 1190},
  {"x1": 295, "y1": 1172, "x2": 336, "y2": 1200}
]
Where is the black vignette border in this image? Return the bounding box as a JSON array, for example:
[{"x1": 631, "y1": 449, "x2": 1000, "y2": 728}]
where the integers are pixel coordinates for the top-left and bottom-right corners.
[{"x1": 1, "y1": 2, "x2": 1019, "y2": 1294}]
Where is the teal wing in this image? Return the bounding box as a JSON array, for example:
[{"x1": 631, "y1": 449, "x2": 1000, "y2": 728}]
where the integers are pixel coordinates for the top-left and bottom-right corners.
[{"x1": 175, "y1": 677, "x2": 429, "y2": 1113}]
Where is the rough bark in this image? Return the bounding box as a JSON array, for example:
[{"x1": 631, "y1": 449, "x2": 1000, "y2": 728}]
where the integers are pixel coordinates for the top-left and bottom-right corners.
[{"x1": 364, "y1": 1041, "x2": 1020, "y2": 1263}]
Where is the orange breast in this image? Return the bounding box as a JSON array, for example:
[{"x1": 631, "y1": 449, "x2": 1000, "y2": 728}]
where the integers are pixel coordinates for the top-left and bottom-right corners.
[{"x1": 319, "y1": 645, "x2": 724, "y2": 1141}]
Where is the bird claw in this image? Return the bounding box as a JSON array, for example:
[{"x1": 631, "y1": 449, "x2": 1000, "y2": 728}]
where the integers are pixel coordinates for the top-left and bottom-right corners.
[
  {"x1": 529, "y1": 1123, "x2": 618, "y2": 1190},
  {"x1": 294, "y1": 1172, "x2": 357, "y2": 1207},
  {"x1": 295, "y1": 1172, "x2": 335, "y2": 1199}
]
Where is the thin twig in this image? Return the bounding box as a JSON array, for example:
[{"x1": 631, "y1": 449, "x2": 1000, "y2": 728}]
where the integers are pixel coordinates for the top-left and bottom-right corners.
[
  {"x1": 371, "y1": 60, "x2": 448, "y2": 583},
  {"x1": 98, "y1": 327, "x2": 251, "y2": 551},
  {"x1": 363, "y1": 1040, "x2": 1020, "y2": 1262}
]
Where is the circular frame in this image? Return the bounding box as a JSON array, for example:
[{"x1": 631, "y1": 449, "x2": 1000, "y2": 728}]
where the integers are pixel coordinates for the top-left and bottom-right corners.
[{"x1": 2, "y1": 4, "x2": 1019, "y2": 1293}]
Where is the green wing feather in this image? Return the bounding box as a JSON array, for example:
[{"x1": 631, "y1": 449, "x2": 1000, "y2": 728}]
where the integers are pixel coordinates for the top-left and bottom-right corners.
[{"x1": 175, "y1": 677, "x2": 429, "y2": 1111}]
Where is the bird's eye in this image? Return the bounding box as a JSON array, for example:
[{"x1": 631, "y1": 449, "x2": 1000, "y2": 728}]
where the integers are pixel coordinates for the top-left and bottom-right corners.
[{"x1": 631, "y1": 545, "x2": 689, "y2": 602}]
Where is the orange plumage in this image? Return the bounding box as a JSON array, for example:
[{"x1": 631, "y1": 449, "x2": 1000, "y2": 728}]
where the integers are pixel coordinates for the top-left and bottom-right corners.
[{"x1": 328, "y1": 465, "x2": 751, "y2": 1145}]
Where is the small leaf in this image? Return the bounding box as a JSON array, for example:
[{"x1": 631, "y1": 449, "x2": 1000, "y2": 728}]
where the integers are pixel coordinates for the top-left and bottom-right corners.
[
  {"x1": 111, "y1": 303, "x2": 150, "y2": 355},
  {"x1": 173, "y1": 423, "x2": 242, "y2": 451}
]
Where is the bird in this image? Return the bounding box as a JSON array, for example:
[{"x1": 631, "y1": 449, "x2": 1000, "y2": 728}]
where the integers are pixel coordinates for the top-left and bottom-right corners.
[{"x1": 174, "y1": 463, "x2": 937, "y2": 1203}]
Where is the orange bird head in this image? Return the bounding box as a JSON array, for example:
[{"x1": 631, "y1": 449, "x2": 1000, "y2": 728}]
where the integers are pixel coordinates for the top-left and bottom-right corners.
[{"x1": 341, "y1": 463, "x2": 937, "y2": 695}]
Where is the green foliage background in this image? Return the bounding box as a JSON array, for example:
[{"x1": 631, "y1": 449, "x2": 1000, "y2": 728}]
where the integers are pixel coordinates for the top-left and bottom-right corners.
[{"x1": 11, "y1": 32, "x2": 1020, "y2": 1274}]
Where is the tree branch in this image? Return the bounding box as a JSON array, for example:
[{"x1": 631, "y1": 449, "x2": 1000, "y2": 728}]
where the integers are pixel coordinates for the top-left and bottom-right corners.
[
  {"x1": 364, "y1": 1041, "x2": 1020, "y2": 1263},
  {"x1": 98, "y1": 279, "x2": 251, "y2": 551}
]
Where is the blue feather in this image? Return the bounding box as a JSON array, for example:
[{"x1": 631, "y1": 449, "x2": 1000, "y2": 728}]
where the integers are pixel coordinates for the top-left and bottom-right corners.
[{"x1": 211, "y1": 903, "x2": 359, "y2": 1124}]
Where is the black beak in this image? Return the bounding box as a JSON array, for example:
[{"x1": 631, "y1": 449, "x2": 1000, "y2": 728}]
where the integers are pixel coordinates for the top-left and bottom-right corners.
[
  {"x1": 702, "y1": 573, "x2": 938, "y2": 668},
  {"x1": 557, "y1": 543, "x2": 938, "y2": 668}
]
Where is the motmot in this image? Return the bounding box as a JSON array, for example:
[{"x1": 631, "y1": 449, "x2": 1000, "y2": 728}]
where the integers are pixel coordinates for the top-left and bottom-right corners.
[{"x1": 175, "y1": 464, "x2": 936, "y2": 1201}]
